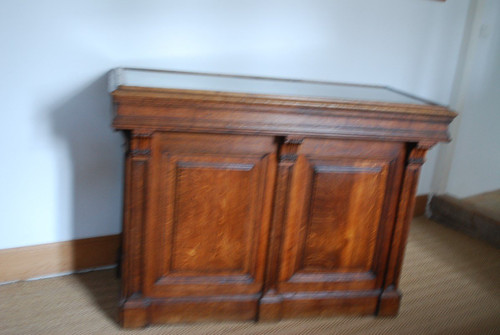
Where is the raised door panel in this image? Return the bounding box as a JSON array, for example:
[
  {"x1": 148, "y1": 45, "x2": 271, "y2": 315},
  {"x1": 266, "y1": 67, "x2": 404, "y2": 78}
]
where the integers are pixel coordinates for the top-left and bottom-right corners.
[
  {"x1": 171, "y1": 160, "x2": 255, "y2": 274},
  {"x1": 301, "y1": 160, "x2": 387, "y2": 272},
  {"x1": 144, "y1": 133, "x2": 276, "y2": 297},
  {"x1": 279, "y1": 139, "x2": 404, "y2": 293}
]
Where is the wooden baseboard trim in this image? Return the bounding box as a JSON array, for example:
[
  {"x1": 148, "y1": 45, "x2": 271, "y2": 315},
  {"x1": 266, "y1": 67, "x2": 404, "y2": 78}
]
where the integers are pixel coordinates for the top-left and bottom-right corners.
[
  {"x1": 0, "y1": 194, "x2": 427, "y2": 284},
  {"x1": 414, "y1": 194, "x2": 428, "y2": 217},
  {"x1": 0, "y1": 234, "x2": 120, "y2": 283},
  {"x1": 429, "y1": 194, "x2": 500, "y2": 248}
]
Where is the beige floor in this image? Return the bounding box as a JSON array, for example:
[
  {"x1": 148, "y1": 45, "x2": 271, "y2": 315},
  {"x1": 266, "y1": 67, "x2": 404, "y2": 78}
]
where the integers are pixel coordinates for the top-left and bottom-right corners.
[{"x1": 1, "y1": 217, "x2": 499, "y2": 335}]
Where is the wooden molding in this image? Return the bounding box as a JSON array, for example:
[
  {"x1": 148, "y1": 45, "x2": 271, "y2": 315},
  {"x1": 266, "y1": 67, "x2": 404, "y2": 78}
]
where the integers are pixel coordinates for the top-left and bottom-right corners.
[
  {"x1": 112, "y1": 86, "x2": 455, "y2": 145},
  {"x1": 414, "y1": 194, "x2": 429, "y2": 217},
  {"x1": 0, "y1": 194, "x2": 426, "y2": 285},
  {"x1": 430, "y1": 194, "x2": 500, "y2": 248},
  {"x1": 0, "y1": 191, "x2": 425, "y2": 285},
  {"x1": 0, "y1": 234, "x2": 120, "y2": 283}
]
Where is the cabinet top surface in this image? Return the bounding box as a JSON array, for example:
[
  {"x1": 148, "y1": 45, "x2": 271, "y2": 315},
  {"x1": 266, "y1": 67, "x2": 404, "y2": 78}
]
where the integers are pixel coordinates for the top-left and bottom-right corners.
[{"x1": 110, "y1": 68, "x2": 440, "y2": 107}]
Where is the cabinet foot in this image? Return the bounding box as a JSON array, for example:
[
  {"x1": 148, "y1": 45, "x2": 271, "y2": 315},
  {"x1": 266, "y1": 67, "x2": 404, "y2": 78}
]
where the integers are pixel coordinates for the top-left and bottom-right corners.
[
  {"x1": 120, "y1": 298, "x2": 149, "y2": 328},
  {"x1": 377, "y1": 288, "x2": 401, "y2": 316},
  {"x1": 258, "y1": 292, "x2": 283, "y2": 321}
]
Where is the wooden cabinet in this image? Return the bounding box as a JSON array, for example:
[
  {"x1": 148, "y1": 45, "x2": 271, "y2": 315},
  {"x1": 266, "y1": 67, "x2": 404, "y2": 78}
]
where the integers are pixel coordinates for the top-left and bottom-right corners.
[{"x1": 110, "y1": 68, "x2": 455, "y2": 327}]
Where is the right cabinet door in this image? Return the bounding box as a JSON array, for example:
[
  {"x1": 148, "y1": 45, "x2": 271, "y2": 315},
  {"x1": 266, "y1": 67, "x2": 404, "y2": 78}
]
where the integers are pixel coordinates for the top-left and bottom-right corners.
[{"x1": 277, "y1": 138, "x2": 406, "y2": 315}]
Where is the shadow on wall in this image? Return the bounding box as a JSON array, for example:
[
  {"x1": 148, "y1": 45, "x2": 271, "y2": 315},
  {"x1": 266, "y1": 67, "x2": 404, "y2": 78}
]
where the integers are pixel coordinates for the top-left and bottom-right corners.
[{"x1": 50, "y1": 72, "x2": 124, "y2": 322}]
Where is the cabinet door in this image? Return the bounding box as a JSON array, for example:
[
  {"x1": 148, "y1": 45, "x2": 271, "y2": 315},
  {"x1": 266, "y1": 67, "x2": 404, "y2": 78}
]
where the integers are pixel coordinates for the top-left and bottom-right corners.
[
  {"x1": 144, "y1": 133, "x2": 276, "y2": 298},
  {"x1": 278, "y1": 138, "x2": 405, "y2": 294}
]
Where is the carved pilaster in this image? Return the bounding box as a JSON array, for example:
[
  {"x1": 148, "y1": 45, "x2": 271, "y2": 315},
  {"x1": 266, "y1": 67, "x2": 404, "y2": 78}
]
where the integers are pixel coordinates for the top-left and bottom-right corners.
[
  {"x1": 378, "y1": 142, "x2": 434, "y2": 316},
  {"x1": 121, "y1": 130, "x2": 153, "y2": 302},
  {"x1": 259, "y1": 136, "x2": 304, "y2": 321}
]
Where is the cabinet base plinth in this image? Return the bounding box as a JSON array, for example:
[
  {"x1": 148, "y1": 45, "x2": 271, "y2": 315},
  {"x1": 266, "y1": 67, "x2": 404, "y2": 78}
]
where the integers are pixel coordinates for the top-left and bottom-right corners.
[
  {"x1": 377, "y1": 288, "x2": 402, "y2": 316},
  {"x1": 120, "y1": 295, "x2": 259, "y2": 328},
  {"x1": 258, "y1": 291, "x2": 379, "y2": 321},
  {"x1": 120, "y1": 290, "x2": 399, "y2": 327}
]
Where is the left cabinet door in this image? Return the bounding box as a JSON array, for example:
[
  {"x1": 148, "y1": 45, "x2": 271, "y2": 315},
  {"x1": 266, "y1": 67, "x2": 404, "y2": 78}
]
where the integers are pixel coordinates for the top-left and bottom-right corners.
[{"x1": 143, "y1": 132, "x2": 277, "y2": 322}]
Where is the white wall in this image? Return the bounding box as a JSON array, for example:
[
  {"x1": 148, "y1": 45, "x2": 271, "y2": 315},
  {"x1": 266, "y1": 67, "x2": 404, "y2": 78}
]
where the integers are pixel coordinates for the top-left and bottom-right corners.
[
  {"x1": 433, "y1": 0, "x2": 500, "y2": 198},
  {"x1": 0, "y1": 0, "x2": 471, "y2": 249}
]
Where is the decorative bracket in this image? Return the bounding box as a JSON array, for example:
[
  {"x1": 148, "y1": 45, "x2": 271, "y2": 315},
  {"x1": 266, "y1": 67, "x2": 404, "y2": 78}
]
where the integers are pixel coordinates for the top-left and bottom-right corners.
[
  {"x1": 278, "y1": 136, "x2": 304, "y2": 162},
  {"x1": 407, "y1": 141, "x2": 436, "y2": 166},
  {"x1": 129, "y1": 130, "x2": 153, "y2": 157}
]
